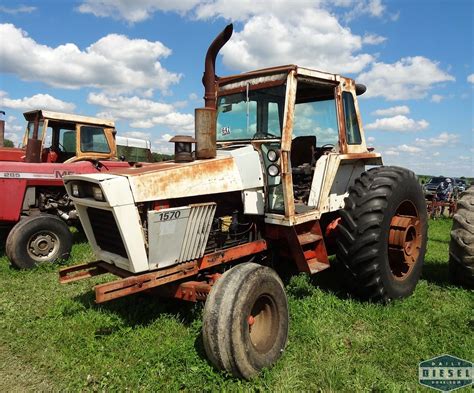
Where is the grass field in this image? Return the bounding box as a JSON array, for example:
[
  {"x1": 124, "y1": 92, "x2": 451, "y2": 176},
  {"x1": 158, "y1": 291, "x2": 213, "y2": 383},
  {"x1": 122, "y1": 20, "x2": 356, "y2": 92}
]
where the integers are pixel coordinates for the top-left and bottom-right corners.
[{"x1": 0, "y1": 218, "x2": 472, "y2": 391}]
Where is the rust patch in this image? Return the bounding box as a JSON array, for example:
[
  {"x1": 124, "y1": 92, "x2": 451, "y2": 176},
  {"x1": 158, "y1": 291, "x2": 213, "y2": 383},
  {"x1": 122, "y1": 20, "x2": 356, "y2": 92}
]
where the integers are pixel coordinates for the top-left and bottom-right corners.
[{"x1": 128, "y1": 156, "x2": 241, "y2": 201}]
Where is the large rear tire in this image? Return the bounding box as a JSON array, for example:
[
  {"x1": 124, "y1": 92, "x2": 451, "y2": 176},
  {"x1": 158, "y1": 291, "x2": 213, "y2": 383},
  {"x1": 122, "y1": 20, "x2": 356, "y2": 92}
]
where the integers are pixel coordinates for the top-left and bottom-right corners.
[
  {"x1": 449, "y1": 186, "x2": 474, "y2": 288},
  {"x1": 336, "y1": 166, "x2": 427, "y2": 302},
  {"x1": 202, "y1": 263, "x2": 289, "y2": 379},
  {"x1": 6, "y1": 215, "x2": 72, "y2": 269}
]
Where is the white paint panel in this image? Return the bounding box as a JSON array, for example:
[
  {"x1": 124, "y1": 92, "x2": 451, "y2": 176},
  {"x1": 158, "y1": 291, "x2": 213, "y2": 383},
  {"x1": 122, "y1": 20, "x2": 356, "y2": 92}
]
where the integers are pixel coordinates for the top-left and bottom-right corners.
[
  {"x1": 243, "y1": 189, "x2": 265, "y2": 215},
  {"x1": 148, "y1": 206, "x2": 192, "y2": 269},
  {"x1": 307, "y1": 155, "x2": 329, "y2": 207},
  {"x1": 329, "y1": 163, "x2": 365, "y2": 211}
]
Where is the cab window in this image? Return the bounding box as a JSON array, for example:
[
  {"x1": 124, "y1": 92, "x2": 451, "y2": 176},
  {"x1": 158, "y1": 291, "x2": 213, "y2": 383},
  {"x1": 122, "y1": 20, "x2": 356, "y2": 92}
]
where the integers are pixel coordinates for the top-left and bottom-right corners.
[
  {"x1": 343, "y1": 92, "x2": 362, "y2": 145},
  {"x1": 26, "y1": 120, "x2": 44, "y2": 140},
  {"x1": 80, "y1": 126, "x2": 110, "y2": 153}
]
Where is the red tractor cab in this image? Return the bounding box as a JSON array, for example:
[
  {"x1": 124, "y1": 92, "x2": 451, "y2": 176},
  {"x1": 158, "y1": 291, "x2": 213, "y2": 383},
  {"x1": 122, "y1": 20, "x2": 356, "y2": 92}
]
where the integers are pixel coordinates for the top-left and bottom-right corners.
[{"x1": 0, "y1": 110, "x2": 139, "y2": 269}]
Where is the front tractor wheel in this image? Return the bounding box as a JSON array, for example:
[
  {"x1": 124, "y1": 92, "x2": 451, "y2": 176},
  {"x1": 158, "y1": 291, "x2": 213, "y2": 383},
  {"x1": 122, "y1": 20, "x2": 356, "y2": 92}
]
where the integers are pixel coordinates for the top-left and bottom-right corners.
[
  {"x1": 336, "y1": 166, "x2": 427, "y2": 302},
  {"x1": 6, "y1": 215, "x2": 72, "y2": 269},
  {"x1": 202, "y1": 263, "x2": 289, "y2": 379}
]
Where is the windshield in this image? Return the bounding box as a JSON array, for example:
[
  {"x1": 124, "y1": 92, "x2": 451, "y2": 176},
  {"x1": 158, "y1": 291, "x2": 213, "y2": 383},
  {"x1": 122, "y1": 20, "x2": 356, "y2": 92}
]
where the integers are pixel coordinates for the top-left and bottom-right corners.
[{"x1": 216, "y1": 85, "x2": 285, "y2": 141}]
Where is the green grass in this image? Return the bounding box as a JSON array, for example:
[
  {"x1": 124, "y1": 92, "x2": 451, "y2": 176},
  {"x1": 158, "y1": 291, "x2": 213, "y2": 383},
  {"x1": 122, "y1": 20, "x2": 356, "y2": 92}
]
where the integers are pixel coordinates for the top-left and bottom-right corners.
[{"x1": 0, "y1": 219, "x2": 472, "y2": 391}]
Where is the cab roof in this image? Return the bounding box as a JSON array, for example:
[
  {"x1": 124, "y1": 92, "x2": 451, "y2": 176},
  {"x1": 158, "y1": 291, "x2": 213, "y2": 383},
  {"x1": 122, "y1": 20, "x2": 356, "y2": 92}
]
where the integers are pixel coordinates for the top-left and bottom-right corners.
[
  {"x1": 23, "y1": 110, "x2": 115, "y2": 128},
  {"x1": 217, "y1": 65, "x2": 341, "y2": 87}
]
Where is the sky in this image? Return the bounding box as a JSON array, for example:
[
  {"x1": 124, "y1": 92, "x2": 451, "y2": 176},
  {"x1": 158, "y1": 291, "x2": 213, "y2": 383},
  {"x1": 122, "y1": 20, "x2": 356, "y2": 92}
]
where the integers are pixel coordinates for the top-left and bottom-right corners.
[{"x1": 0, "y1": 0, "x2": 472, "y2": 177}]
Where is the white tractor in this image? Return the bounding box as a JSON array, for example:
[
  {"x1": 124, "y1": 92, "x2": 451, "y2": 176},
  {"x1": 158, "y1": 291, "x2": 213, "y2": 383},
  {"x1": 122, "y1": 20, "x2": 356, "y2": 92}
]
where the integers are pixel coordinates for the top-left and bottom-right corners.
[{"x1": 60, "y1": 24, "x2": 427, "y2": 379}]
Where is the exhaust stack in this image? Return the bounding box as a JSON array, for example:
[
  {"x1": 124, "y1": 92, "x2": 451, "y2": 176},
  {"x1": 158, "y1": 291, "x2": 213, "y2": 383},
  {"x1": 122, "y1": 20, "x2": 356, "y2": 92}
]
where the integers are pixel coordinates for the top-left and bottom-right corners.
[
  {"x1": 195, "y1": 24, "x2": 233, "y2": 160},
  {"x1": 0, "y1": 111, "x2": 5, "y2": 147}
]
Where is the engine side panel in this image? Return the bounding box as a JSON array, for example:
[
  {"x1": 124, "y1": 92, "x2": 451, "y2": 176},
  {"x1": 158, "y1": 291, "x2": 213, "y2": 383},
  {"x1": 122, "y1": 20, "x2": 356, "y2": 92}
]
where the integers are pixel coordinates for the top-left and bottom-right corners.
[{"x1": 0, "y1": 179, "x2": 27, "y2": 222}]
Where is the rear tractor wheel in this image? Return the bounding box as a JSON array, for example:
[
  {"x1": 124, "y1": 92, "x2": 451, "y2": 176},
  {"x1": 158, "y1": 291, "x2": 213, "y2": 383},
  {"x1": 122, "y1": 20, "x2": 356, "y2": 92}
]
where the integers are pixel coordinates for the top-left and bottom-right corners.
[
  {"x1": 6, "y1": 215, "x2": 72, "y2": 269},
  {"x1": 336, "y1": 166, "x2": 428, "y2": 302},
  {"x1": 449, "y1": 186, "x2": 474, "y2": 288},
  {"x1": 202, "y1": 263, "x2": 289, "y2": 379}
]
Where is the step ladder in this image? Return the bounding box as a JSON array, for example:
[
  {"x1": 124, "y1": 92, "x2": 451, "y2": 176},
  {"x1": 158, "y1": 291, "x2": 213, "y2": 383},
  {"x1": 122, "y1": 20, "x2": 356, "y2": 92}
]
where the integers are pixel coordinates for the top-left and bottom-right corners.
[{"x1": 286, "y1": 221, "x2": 331, "y2": 274}]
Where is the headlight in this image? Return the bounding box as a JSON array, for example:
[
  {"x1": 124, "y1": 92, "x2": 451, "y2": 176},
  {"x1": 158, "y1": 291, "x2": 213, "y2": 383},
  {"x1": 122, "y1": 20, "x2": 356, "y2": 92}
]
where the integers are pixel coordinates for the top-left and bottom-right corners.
[
  {"x1": 70, "y1": 182, "x2": 83, "y2": 198},
  {"x1": 71, "y1": 183, "x2": 80, "y2": 197},
  {"x1": 267, "y1": 149, "x2": 279, "y2": 162},
  {"x1": 267, "y1": 164, "x2": 280, "y2": 177},
  {"x1": 92, "y1": 186, "x2": 105, "y2": 201}
]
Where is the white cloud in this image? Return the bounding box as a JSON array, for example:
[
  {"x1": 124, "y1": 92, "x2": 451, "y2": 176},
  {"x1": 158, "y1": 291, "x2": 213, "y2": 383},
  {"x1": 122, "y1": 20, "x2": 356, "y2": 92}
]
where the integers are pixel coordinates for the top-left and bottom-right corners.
[
  {"x1": 0, "y1": 23, "x2": 180, "y2": 94},
  {"x1": 415, "y1": 132, "x2": 460, "y2": 147},
  {"x1": 77, "y1": 0, "x2": 200, "y2": 23},
  {"x1": 1, "y1": 115, "x2": 25, "y2": 146},
  {"x1": 0, "y1": 5, "x2": 36, "y2": 14},
  {"x1": 367, "y1": 136, "x2": 375, "y2": 142},
  {"x1": 372, "y1": 105, "x2": 410, "y2": 116},
  {"x1": 74, "y1": 1, "x2": 389, "y2": 76},
  {"x1": 152, "y1": 132, "x2": 179, "y2": 154},
  {"x1": 128, "y1": 113, "x2": 194, "y2": 132},
  {"x1": 468, "y1": 74, "x2": 474, "y2": 84},
  {"x1": 87, "y1": 92, "x2": 194, "y2": 132},
  {"x1": 0, "y1": 90, "x2": 76, "y2": 112},
  {"x1": 384, "y1": 149, "x2": 399, "y2": 156},
  {"x1": 219, "y1": 11, "x2": 373, "y2": 74},
  {"x1": 459, "y1": 155, "x2": 470, "y2": 161},
  {"x1": 433, "y1": 152, "x2": 440, "y2": 156},
  {"x1": 87, "y1": 93, "x2": 173, "y2": 120},
  {"x1": 430, "y1": 94, "x2": 444, "y2": 103},
  {"x1": 358, "y1": 56, "x2": 455, "y2": 100},
  {"x1": 131, "y1": 112, "x2": 194, "y2": 131},
  {"x1": 365, "y1": 115, "x2": 429, "y2": 132},
  {"x1": 77, "y1": 0, "x2": 390, "y2": 24},
  {"x1": 122, "y1": 131, "x2": 152, "y2": 139},
  {"x1": 362, "y1": 33, "x2": 387, "y2": 45},
  {"x1": 398, "y1": 144, "x2": 422, "y2": 154},
  {"x1": 344, "y1": 0, "x2": 386, "y2": 21}
]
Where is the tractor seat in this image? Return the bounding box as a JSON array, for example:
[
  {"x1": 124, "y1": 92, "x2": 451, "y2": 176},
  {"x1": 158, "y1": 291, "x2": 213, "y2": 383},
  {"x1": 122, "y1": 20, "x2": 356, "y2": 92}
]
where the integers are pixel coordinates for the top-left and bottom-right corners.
[{"x1": 291, "y1": 136, "x2": 316, "y2": 167}]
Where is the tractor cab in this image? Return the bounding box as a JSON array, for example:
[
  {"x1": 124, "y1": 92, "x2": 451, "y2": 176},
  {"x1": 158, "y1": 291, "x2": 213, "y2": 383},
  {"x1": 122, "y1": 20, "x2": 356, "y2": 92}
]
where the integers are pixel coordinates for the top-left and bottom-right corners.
[
  {"x1": 22, "y1": 110, "x2": 117, "y2": 163},
  {"x1": 214, "y1": 66, "x2": 382, "y2": 225}
]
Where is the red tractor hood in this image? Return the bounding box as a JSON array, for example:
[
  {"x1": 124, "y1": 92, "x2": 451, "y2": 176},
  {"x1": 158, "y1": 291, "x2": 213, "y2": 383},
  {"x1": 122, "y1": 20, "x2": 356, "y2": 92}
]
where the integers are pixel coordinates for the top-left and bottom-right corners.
[{"x1": 0, "y1": 147, "x2": 25, "y2": 162}]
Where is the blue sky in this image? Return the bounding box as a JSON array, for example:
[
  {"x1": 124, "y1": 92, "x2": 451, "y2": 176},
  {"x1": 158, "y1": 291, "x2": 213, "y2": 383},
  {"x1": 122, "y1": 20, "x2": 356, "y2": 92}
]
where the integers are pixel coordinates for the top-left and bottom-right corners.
[{"x1": 0, "y1": 0, "x2": 472, "y2": 177}]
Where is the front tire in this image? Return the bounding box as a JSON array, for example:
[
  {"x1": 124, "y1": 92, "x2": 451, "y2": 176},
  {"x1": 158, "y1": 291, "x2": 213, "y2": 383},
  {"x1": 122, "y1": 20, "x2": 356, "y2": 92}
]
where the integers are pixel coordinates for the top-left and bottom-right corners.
[
  {"x1": 202, "y1": 263, "x2": 289, "y2": 379},
  {"x1": 6, "y1": 215, "x2": 72, "y2": 269},
  {"x1": 449, "y1": 187, "x2": 474, "y2": 288},
  {"x1": 336, "y1": 166, "x2": 427, "y2": 302}
]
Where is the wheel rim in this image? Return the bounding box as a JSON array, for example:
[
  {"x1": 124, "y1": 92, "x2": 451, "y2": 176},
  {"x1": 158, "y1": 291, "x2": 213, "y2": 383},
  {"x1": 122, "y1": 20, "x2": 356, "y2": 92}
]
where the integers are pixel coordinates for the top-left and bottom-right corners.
[
  {"x1": 388, "y1": 201, "x2": 422, "y2": 281},
  {"x1": 27, "y1": 230, "x2": 61, "y2": 263},
  {"x1": 248, "y1": 295, "x2": 278, "y2": 353}
]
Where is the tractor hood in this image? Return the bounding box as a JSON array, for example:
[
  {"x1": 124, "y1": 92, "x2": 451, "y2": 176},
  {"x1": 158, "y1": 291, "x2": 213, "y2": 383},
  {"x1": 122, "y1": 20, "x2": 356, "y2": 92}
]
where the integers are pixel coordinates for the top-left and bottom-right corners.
[
  {"x1": 65, "y1": 145, "x2": 264, "y2": 203},
  {"x1": 0, "y1": 147, "x2": 25, "y2": 162}
]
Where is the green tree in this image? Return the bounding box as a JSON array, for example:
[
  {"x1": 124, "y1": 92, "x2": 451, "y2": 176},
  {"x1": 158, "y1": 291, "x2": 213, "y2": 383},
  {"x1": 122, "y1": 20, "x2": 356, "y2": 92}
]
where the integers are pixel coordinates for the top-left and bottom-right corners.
[
  {"x1": 152, "y1": 152, "x2": 174, "y2": 162},
  {"x1": 3, "y1": 139, "x2": 14, "y2": 147}
]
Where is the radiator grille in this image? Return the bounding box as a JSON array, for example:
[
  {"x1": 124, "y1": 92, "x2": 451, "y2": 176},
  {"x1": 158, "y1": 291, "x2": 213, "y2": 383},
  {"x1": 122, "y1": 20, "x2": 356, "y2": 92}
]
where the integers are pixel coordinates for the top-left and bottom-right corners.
[
  {"x1": 87, "y1": 207, "x2": 128, "y2": 259},
  {"x1": 178, "y1": 203, "x2": 216, "y2": 262}
]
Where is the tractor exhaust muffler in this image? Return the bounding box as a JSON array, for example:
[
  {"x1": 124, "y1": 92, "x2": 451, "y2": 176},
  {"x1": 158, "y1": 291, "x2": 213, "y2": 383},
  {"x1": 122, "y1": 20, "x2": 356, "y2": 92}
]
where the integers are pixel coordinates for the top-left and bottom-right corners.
[{"x1": 195, "y1": 24, "x2": 233, "y2": 160}]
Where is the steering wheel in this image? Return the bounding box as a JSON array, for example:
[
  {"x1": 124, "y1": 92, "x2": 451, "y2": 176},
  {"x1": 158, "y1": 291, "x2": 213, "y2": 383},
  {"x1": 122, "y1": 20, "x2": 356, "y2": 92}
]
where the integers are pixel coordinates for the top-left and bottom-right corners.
[
  {"x1": 320, "y1": 143, "x2": 335, "y2": 149},
  {"x1": 56, "y1": 141, "x2": 66, "y2": 152}
]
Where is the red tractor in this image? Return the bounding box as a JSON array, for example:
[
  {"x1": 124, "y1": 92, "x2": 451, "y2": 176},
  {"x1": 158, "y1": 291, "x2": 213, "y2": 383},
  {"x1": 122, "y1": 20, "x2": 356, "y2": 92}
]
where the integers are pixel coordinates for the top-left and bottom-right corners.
[{"x1": 0, "y1": 110, "x2": 142, "y2": 269}]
